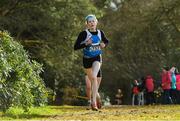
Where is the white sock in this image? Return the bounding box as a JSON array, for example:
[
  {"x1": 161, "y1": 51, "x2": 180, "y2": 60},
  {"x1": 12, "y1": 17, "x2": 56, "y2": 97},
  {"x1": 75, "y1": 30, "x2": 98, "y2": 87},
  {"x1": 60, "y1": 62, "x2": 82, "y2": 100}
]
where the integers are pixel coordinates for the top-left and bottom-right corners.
[
  {"x1": 92, "y1": 78, "x2": 98, "y2": 104},
  {"x1": 97, "y1": 92, "x2": 100, "y2": 99},
  {"x1": 91, "y1": 61, "x2": 101, "y2": 105}
]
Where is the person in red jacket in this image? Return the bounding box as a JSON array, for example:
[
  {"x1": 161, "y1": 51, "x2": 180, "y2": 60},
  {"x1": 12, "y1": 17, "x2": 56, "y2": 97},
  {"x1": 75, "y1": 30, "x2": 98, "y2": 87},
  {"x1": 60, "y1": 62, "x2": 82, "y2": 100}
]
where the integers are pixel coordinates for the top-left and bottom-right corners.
[
  {"x1": 161, "y1": 66, "x2": 172, "y2": 104},
  {"x1": 132, "y1": 79, "x2": 140, "y2": 105},
  {"x1": 175, "y1": 69, "x2": 180, "y2": 104},
  {"x1": 145, "y1": 75, "x2": 155, "y2": 105}
]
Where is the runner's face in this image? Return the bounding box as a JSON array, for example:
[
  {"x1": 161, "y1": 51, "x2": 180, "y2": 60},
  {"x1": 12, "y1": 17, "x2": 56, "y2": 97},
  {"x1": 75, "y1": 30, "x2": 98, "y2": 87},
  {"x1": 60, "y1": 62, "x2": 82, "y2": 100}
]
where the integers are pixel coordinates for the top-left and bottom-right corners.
[{"x1": 87, "y1": 19, "x2": 97, "y2": 30}]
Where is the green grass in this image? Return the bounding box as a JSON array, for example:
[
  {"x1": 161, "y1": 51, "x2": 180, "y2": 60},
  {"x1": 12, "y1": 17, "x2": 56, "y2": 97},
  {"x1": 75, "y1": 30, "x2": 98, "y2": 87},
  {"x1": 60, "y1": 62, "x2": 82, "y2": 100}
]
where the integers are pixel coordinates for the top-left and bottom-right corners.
[
  {"x1": 0, "y1": 105, "x2": 180, "y2": 120},
  {"x1": 0, "y1": 106, "x2": 66, "y2": 120}
]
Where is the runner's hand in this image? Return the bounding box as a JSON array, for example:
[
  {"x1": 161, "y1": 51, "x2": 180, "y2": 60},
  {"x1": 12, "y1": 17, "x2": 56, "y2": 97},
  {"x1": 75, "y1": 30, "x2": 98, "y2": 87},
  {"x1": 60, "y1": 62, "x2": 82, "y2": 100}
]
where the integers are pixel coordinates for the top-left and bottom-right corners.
[{"x1": 85, "y1": 39, "x2": 92, "y2": 45}]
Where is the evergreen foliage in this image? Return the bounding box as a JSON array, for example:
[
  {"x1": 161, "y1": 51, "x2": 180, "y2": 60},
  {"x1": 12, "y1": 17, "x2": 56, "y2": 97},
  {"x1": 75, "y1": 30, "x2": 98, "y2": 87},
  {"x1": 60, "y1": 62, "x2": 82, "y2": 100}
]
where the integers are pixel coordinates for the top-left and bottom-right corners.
[{"x1": 0, "y1": 31, "x2": 47, "y2": 111}]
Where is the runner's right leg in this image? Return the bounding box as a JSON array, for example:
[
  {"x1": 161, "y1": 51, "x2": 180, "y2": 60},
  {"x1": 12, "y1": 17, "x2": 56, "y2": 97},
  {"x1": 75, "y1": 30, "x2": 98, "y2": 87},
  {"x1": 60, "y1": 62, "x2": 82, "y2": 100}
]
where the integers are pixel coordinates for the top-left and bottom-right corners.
[
  {"x1": 91, "y1": 61, "x2": 101, "y2": 110},
  {"x1": 96, "y1": 77, "x2": 102, "y2": 109}
]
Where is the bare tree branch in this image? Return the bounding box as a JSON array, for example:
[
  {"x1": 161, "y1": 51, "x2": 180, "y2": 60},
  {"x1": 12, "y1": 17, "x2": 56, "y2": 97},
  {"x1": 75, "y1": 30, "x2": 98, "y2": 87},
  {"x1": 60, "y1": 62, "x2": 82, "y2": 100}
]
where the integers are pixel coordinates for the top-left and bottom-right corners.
[
  {"x1": 160, "y1": 0, "x2": 180, "y2": 33},
  {"x1": 0, "y1": 0, "x2": 19, "y2": 16}
]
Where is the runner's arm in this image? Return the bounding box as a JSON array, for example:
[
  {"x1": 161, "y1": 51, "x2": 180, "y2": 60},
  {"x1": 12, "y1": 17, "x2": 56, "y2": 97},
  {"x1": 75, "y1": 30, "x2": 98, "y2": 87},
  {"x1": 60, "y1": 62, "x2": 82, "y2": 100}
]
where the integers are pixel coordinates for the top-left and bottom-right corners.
[
  {"x1": 74, "y1": 31, "x2": 87, "y2": 50},
  {"x1": 100, "y1": 30, "x2": 109, "y2": 47}
]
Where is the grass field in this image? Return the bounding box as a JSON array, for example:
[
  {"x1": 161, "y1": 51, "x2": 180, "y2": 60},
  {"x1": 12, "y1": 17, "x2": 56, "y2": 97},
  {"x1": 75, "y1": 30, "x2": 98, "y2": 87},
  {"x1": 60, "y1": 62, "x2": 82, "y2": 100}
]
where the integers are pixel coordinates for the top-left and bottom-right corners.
[{"x1": 0, "y1": 105, "x2": 180, "y2": 120}]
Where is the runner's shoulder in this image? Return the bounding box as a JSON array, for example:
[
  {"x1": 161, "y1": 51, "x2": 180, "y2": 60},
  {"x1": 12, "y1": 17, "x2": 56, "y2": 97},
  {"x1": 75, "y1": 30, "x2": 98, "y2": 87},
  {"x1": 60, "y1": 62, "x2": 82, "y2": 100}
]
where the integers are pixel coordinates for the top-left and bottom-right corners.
[
  {"x1": 99, "y1": 30, "x2": 105, "y2": 35},
  {"x1": 77, "y1": 31, "x2": 87, "y2": 39},
  {"x1": 79, "y1": 30, "x2": 87, "y2": 35}
]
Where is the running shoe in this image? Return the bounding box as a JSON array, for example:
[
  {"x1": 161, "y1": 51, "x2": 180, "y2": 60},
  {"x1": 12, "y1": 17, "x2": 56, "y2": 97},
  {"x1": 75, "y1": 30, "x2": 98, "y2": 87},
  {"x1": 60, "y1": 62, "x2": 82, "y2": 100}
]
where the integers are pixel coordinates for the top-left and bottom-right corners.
[
  {"x1": 86, "y1": 100, "x2": 91, "y2": 110},
  {"x1": 91, "y1": 102, "x2": 98, "y2": 111},
  {"x1": 96, "y1": 95, "x2": 102, "y2": 109}
]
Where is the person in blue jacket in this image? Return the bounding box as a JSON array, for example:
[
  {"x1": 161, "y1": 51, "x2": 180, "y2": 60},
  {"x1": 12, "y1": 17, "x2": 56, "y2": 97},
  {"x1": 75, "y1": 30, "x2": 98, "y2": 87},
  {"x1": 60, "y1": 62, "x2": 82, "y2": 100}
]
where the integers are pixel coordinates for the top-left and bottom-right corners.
[{"x1": 170, "y1": 67, "x2": 177, "y2": 104}]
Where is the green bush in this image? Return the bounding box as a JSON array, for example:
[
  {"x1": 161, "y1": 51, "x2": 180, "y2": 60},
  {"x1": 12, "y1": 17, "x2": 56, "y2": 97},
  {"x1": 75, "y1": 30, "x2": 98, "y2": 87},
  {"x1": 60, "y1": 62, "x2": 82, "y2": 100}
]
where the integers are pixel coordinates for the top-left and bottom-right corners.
[
  {"x1": 0, "y1": 31, "x2": 47, "y2": 112},
  {"x1": 5, "y1": 107, "x2": 24, "y2": 119},
  {"x1": 46, "y1": 87, "x2": 56, "y2": 105}
]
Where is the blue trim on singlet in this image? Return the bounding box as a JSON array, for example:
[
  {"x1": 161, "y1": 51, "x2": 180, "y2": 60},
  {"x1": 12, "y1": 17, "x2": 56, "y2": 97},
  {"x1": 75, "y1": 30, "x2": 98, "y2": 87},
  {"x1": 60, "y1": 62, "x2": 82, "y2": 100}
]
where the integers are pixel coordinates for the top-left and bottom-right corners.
[{"x1": 83, "y1": 34, "x2": 102, "y2": 58}]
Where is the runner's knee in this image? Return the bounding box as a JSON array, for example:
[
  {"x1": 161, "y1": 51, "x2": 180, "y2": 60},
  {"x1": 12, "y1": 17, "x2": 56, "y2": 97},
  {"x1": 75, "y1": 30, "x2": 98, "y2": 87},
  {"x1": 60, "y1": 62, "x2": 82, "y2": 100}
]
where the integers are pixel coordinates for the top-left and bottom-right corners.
[
  {"x1": 89, "y1": 76, "x2": 97, "y2": 81},
  {"x1": 86, "y1": 84, "x2": 91, "y2": 90}
]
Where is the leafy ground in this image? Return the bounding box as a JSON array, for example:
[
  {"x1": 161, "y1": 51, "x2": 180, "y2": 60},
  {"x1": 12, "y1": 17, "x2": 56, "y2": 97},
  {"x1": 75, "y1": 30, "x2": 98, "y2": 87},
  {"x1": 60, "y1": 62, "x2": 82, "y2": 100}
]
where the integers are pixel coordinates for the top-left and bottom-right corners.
[{"x1": 0, "y1": 105, "x2": 180, "y2": 120}]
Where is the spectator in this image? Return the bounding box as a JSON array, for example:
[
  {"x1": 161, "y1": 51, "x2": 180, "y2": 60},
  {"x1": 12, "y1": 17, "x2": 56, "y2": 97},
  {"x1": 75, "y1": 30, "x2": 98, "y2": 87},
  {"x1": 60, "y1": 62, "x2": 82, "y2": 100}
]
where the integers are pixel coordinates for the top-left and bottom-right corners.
[
  {"x1": 115, "y1": 89, "x2": 123, "y2": 105},
  {"x1": 132, "y1": 80, "x2": 140, "y2": 105},
  {"x1": 145, "y1": 75, "x2": 155, "y2": 105},
  {"x1": 161, "y1": 66, "x2": 172, "y2": 104},
  {"x1": 170, "y1": 67, "x2": 177, "y2": 104},
  {"x1": 175, "y1": 69, "x2": 180, "y2": 104}
]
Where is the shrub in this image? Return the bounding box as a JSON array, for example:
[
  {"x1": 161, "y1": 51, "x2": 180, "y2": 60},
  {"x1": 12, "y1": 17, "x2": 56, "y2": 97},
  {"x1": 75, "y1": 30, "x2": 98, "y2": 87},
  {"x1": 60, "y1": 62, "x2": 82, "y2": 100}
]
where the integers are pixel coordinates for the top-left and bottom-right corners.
[{"x1": 0, "y1": 31, "x2": 47, "y2": 112}]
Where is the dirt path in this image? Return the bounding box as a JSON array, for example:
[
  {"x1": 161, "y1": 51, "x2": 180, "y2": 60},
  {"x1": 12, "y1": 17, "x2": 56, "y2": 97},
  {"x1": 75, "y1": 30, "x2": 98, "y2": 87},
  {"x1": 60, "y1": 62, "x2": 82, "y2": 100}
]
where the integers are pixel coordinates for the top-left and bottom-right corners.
[{"x1": 47, "y1": 105, "x2": 180, "y2": 120}]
